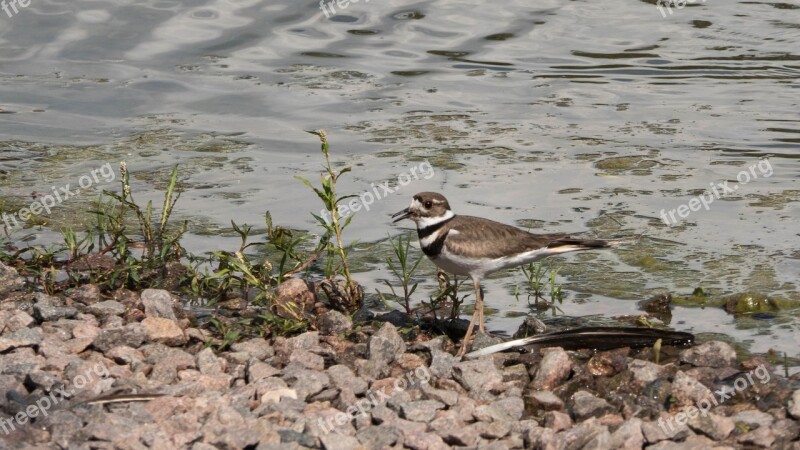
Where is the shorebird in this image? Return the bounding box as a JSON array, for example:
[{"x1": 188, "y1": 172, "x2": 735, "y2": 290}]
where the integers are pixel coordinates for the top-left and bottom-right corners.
[{"x1": 392, "y1": 192, "x2": 629, "y2": 356}]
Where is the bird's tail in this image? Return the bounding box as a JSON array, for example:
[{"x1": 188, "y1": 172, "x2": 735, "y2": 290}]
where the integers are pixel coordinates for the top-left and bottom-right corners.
[{"x1": 545, "y1": 234, "x2": 642, "y2": 252}]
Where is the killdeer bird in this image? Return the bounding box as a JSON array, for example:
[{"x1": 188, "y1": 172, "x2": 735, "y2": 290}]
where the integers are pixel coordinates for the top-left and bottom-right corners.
[{"x1": 392, "y1": 192, "x2": 630, "y2": 356}]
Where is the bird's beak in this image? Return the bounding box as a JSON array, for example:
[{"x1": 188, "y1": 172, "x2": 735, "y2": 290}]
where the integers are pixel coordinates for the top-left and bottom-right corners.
[{"x1": 391, "y1": 208, "x2": 412, "y2": 223}]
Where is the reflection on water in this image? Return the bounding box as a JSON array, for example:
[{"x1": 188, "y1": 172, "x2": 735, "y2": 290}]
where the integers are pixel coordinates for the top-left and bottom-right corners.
[{"x1": 1, "y1": 0, "x2": 798, "y2": 367}]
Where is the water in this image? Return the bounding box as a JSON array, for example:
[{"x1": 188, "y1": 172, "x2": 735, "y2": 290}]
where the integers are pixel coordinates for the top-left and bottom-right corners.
[{"x1": 1, "y1": 0, "x2": 798, "y2": 368}]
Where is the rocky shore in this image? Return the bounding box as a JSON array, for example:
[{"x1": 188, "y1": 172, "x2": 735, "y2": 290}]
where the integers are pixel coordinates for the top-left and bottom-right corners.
[{"x1": 1, "y1": 262, "x2": 799, "y2": 450}]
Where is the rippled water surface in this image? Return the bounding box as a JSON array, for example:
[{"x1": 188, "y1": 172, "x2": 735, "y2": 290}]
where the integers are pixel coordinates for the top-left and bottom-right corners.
[{"x1": 1, "y1": 0, "x2": 798, "y2": 367}]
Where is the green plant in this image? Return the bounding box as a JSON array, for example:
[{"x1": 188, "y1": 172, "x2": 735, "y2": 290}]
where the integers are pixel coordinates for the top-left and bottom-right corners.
[
  {"x1": 90, "y1": 162, "x2": 187, "y2": 288},
  {"x1": 296, "y1": 130, "x2": 362, "y2": 312},
  {"x1": 377, "y1": 234, "x2": 424, "y2": 314},
  {"x1": 426, "y1": 270, "x2": 470, "y2": 321},
  {"x1": 516, "y1": 261, "x2": 564, "y2": 307}
]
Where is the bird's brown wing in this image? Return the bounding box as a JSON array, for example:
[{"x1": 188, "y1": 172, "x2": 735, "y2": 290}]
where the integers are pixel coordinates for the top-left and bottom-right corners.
[{"x1": 443, "y1": 215, "x2": 570, "y2": 259}]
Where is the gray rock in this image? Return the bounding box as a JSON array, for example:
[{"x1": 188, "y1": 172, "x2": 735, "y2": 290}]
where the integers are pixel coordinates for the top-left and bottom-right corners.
[
  {"x1": 283, "y1": 367, "x2": 330, "y2": 401},
  {"x1": 609, "y1": 417, "x2": 643, "y2": 450},
  {"x1": 3, "y1": 310, "x2": 34, "y2": 332},
  {"x1": 320, "y1": 433, "x2": 361, "y2": 450},
  {"x1": 559, "y1": 420, "x2": 609, "y2": 450},
  {"x1": 141, "y1": 288, "x2": 178, "y2": 320},
  {"x1": 647, "y1": 434, "x2": 716, "y2": 450},
  {"x1": 420, "y1": 383, "x2": 459, "y2": 406},
  {"x1": 0, "y1": 326, "x2": 43, "y2": 352},
  {"x1": 231, "y1": 338, "x2": 274, "y2": 360},
  {"x1": 731, "y1": 409, "x2": 774, "y2": 428},
  {"x1": 531, "y1": 347, "x2": 571, "y2": 390},
  {"x1": 544, "y1": 411, "x2": 573, "y2": 432},
  {"x1": 357, "y1": 425, "x2": 401, "y2": 450},
  {"x1": 278, "y1": 429, "x2": 317, "y2": 447},
  {"x1": 471, "y1": 331, "x2": 505, "y2": 351},
  {"x1": 429, "y1": 349, "x2": 459, "y2": 379},
  {"x1": 737, "y1": 426, "x2": 776, "y2": 448},
  {"x1": 680, "y1": 340, "x2": 737, "y2": 368},
  {"x1": 430, "y1": 414, "x2": 478, "y2": 446},
  {"x1": 402, "y1": 431, "x2": 449, "y2": 450},
  {"x1": 318, "y1": 310, "x2": 352, "y2": 335},
  {"x1": 141, "y1": 316, "x2": 186, "y2": 346},
  {"x1": 65, "y1": 284, "x2": 102, "y2": 305},
  {"x1": 86, "y1": 300, "x2": 126, "y2": 317},
  {"x1": 528, "y1": 390, "x2": 564, "y2": 411},
  {"x1": 400, "y1": 399, "x2": 445, "y2": 422},
  {"x1": 368, "y1": 322, "x2": 406, "y2": 366},
  {"x1": 789, "y1": 389, "x2": 800, "y2": 420},
  {"x1": 0, "y1": 262, "x2": 25, "y2": 297},
  {"x1": 474, "y1": 420, "x2": 511, "y2": 439},
  {"x1": 247, "y1": 361, "x2": 280, "y2": 381},
  {"x1": 34, "y1": 300, "x2": 78, "y2": 322},
  {"x1": 289, "y1": 347, "x2": 325, "y2": 371},
  {"x1": 772, "y1": 418, "x2": 800, "y2": 443},
  {"x1": 628, "y1": 358, "x2": 668, "y2": 386},
  {"x1": 570, "y1": 390, "x2": 613, "y2": 421},
  {"x1": 477, "y1": 397, "x2": 525, "y2": 422},
  {"x1": 453, "y1": 357, "x2": 503, "y2": 400},
  {"x1": 327, "y1": 364, "x2": 368, "y2": 395},
  {"x1": 641, "y1": 413, "x2": 690, "y2": 443},
  {"x1": 92, "y1": 323, "x2": 147, "y2": 352},
  {"x1": 671, "y1": 371, "x2": 714, "y2": 407},
  {"x1": 687, "y1": 411, "x2": 734, "y2": 441},
  {"x1": 197, "y1": 347, "x2": 225, "y2": 375},
  {"x1": 524, "y1": 427, "x2": 561, "y2": 450}
]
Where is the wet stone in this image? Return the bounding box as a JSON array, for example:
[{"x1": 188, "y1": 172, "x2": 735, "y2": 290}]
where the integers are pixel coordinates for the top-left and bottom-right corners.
[
  {"x1": 452, "y1": 357, "x2": 504, "y2": 400},
  {"x1": 680, "y1": 340, "x2": 737, "y2": 368},
  {"x1": 140, "y1": 288, "x2": 180, "y2": 320},
  {"x1": 368, "y1": 322, "x2": 406, "y2": 367},
  {"x1": 400, "y1": 399, "x2": 445, "y2": 422},
  {"x1": 0, "y1": 326, "x2": 43, "y2": 352},
  {"x1": 789, "y1": 389, "x2": 800, "y2": 420},
  {"x1": 318, "y1": 310, "x2": 352, "y2": 335},
  {"x1": 570, "y1": 390, "x2": 613, "y2": 421},
  {"x1": 356, "y1": 425, "x2": 401, "y2": 450},
  {"x1": 86, "y1": 300, "x2": 126, "y2": 317},
  {"x1": 527, "y1": 390, "x2": 564, "y2": 411},
  {"x1": 65, "y1": 284, "x2": 102, "y2": 305},
  {"x1": 737, "y1": 426, "x2": 776, "y2": 448},
  {"x1": 544, "y1": 411, "x2": 573, "y2": 432},
  {"x1": 141, "y1": 317, "x2": 187, "y2": 346},
  {"x1": 92, "y1": 323, "x2": 147, "y2": 353},
  {"x1": 531, "y1": 347, "x2": 571, "y2": 390},
  {"x1": 609, "y1": 417, "x2": 643, "y2": 450},
  {"x1": 670, "y1": 371, "x2": 714, "y2": 407},
  {"x1": 0, "y1": 262, "x2": 26, "y2": 297},
  {"x1": 687, "y1": 411, "x2": 734, "y2": 441}
]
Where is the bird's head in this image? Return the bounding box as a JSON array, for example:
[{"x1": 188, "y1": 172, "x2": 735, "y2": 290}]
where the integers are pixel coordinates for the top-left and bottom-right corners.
[{"x1": 392, "y1": 192, "x2": 452, "y2": 225}]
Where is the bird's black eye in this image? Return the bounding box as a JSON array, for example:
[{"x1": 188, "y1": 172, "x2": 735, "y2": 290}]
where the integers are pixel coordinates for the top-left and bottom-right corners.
[{"x1": 424, "y1": 201, "x2": 432, "y2": 209}]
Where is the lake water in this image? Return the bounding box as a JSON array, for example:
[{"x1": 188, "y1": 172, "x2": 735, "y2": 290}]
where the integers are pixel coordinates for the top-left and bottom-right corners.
[{"x1": 1, "y1": 0, "x2": 798, "y2": 368}]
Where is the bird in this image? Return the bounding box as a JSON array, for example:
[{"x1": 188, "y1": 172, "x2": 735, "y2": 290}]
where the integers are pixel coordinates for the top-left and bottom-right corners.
[{"x1": 392, "y1": 191, "x2": 632, "y2": 357}]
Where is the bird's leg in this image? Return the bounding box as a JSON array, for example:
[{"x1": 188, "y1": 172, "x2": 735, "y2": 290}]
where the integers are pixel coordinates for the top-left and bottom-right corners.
[
  {"x1": 458, "y1": 307, "x2": 479, "y2": 357},
  {"x1": 457, "y1": 278, "x2": 483, "y2": 357},
  {"x1": 477, "y1": 281, "x2": 485, "y2": 333}
]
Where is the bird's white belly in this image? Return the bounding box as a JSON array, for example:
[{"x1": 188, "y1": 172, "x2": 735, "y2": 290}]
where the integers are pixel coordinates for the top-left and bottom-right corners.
[{"x1": 431, "y1": 246, "x2": 553, "y2": 279}]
